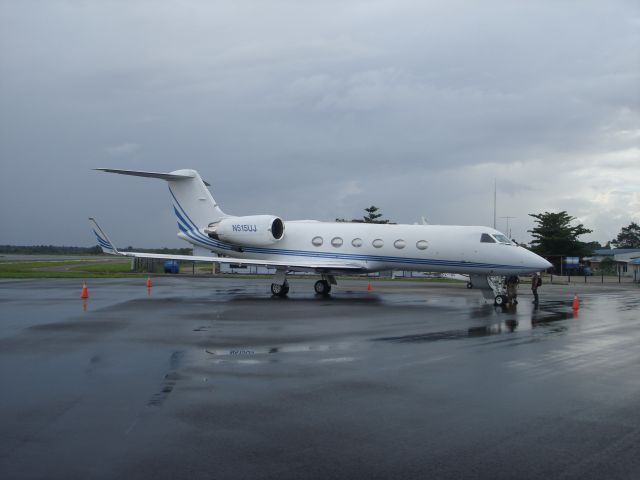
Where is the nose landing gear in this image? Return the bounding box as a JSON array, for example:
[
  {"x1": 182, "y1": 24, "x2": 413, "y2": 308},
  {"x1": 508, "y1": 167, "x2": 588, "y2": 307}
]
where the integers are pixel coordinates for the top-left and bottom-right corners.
[{"x1": 494, "y1": 294, "x2": 509, "y2": 306}]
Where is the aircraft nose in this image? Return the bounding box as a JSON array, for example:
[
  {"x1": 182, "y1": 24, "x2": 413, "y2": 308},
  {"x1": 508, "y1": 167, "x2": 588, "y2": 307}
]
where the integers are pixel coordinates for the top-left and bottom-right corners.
[
  {"x1": 531, "y1": 251, "x2": 552, "y2": 271},
  {"x1": 539, "y1": 257, "x2": 552, "y2": 270},
  {"x1": 521, "y1": 248, "x2": 552, "y2": 271}
]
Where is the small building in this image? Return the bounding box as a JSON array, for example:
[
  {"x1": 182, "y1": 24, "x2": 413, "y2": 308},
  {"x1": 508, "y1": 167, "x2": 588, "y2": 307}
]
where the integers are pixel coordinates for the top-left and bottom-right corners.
[
  {"x1": 630, "y1": 258, "x2": 640, "y2": 282},
  {"x1": 583, "y1": 248, "x2": 640, "y2": 277},
  {"x1": 219, "y1": 263, "x2": 275, "y2": 275}
]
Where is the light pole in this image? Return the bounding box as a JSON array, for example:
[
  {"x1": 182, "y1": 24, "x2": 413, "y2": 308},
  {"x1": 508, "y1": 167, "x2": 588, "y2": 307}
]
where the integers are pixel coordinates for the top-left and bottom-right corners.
[
  {"x1": 499, "y1": 216, "x2": 516, "y2": 239},
  {"x1": 493, "y1": 179, "x2": 497, "y2": 229}
]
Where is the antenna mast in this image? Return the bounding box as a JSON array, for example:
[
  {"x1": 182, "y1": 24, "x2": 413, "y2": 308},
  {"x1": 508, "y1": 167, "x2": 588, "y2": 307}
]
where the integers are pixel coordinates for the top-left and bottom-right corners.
[
  {"x1": 493, "y1": 179, "x2": 497, "y2": 229},
  {"x1": 499, "y1": 216, "x2": 516, "y2": 239}
]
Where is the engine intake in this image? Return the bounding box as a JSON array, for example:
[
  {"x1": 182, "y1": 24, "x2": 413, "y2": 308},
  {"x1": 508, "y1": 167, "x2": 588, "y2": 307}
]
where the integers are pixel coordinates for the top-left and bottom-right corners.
[{"x1": 206, "y1": 215, "x2": 285, "y2": 247}]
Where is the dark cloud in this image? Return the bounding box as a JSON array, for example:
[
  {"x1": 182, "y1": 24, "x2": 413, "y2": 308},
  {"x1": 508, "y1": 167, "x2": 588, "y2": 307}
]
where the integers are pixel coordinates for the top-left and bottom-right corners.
[{"x1": 0, "y1": 0, "x2": 637, "y2": 246}]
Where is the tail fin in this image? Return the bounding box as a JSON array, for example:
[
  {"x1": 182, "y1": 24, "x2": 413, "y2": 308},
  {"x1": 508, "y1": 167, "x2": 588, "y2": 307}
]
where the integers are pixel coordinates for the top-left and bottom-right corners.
[
  {"x1": 95, "y1": 168, "x2": 227, "y2": 229},
  {"x1": 89, "y1": 217, "x2": 119, "y2": 255}
]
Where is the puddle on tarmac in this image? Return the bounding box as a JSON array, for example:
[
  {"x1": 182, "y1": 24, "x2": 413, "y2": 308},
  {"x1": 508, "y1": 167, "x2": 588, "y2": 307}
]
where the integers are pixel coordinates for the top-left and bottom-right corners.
[
  {"x1": 202, "y1": 342, "x2": 364, "y2": 365},
  {"x1": 204, "y1": 342, "x2": 354, "y2": 358},
  {"x1": 148, "y1": 350, "x2": 184, "y2": 407},
  {"x1": 373, "y1": 302, "x2": 576, "y2": 344},
  {"x1": 373, "y1": 325, "x2": 509, "y2": 343}
]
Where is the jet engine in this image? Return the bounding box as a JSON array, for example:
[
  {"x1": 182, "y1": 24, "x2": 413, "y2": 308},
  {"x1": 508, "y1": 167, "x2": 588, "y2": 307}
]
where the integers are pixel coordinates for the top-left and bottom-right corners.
[{"x1": 206, "y1": 215, "x2": 285, "y2": 247}]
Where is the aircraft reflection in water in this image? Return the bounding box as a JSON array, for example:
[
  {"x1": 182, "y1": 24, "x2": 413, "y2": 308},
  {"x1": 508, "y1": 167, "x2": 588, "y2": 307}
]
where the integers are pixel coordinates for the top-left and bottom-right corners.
[{"x1": 91, "y1": 168, "x2": 550, "y2": 303}]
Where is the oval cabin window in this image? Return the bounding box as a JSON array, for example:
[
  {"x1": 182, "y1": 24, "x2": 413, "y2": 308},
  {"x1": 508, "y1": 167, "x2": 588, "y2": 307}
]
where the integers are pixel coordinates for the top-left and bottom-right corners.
[
  {"x1": 394, "y1": 239, "x2": 406, "y2": 249},
  {"x1": 416, "y1": 240, "x2": 429, "y2": 250},
  {"x1": 312, "y1": 236, "x2": 323, "y2": 247},
  {"x1": 352, "y1": 238, "x2": 363, "y2": 248},
  {"x1": 372, "y1": 239, "x2": 384, "y2": 248},
  {"x1": 331, "y1": 237, "x2": 343, "y2": 247}
]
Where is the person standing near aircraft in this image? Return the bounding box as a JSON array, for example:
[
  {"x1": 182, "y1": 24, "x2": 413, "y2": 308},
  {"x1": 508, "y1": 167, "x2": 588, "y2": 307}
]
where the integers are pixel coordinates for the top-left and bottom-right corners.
[
  {"x1": 506, "y1": 275, "x2": 519, "y2": 304},
  {"x1": 531, "y1": 272, "x2": 541, "y2": 304}
]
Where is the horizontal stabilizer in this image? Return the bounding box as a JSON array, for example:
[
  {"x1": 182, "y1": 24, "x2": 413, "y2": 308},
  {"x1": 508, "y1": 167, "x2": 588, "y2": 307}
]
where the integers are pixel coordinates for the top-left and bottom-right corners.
[{"x1": 95, "y1": 168, "x2": 210, "y2": 186}]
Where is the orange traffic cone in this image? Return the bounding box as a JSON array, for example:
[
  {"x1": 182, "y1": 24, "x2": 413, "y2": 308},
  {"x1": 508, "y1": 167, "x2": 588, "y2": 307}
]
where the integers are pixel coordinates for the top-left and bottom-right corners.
[
  {"x1": 146, "y1": 276, "x2": 152, "y2": 288},
  {"x1": 572, "y1": 293, "x2": 580, "y2": 310},
  {"x1": 81, "y1": 282, "x2": 89, "y2": 299},
  {"x1": 367, "y1": 281, "x2": 373, "y2": 291}
]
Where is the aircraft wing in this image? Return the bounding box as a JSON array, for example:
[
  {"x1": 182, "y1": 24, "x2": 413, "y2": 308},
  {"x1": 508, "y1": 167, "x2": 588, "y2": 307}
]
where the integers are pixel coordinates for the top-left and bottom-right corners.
[
  {"x1": 111, "y1": 250, "x2": 364, "y2": 273},
  {"x1": 90, "y1": 218, "x2": 365, "y2": 273}
]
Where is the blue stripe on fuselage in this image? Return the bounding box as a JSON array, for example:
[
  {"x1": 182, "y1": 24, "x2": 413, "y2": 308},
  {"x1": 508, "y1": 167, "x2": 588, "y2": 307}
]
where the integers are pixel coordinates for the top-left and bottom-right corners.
[{"x1": 167, "y1": 186, "x2": 529, "y2": 271}]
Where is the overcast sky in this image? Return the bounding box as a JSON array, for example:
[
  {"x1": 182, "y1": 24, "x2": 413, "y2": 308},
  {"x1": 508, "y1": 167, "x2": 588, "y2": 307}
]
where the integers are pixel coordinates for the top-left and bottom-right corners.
[{"x1": 1, "y1": 0, "x2": 638, "y2": 248}]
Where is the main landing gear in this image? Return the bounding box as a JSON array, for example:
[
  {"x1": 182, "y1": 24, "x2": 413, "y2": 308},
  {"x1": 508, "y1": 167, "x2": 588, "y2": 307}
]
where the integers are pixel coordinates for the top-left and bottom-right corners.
[
  {"x1": 314, "y1": 279, "x2": 331, "y2": 296},
  {"x1": 314, "y1": 274, "x2": 336, "y2": 296},
  {"x1": 270, "y1": 270, "x2": 337, "y2": 298},
  {"x1": 270, "y1": 281, "x2": 290, "y2": 297},
  {"x1": 270, "y1": 268, "x2": 289, "y2": 298}
]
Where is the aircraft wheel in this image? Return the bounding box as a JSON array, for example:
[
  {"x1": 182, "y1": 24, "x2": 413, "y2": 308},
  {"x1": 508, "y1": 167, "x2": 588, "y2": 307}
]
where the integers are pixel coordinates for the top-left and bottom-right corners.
[
  {"x1": 271, "y1": 282, "x2": 289, "y2": 297},
  {"x1": 494, "y1": 294, "x2": 508, "y2": 306},
  {"x1": 314, "y1": 280, "x2": 331, "y2": 296},
  {"x1": 466, "y1": 282, "x2": 473, "y2": 289}
]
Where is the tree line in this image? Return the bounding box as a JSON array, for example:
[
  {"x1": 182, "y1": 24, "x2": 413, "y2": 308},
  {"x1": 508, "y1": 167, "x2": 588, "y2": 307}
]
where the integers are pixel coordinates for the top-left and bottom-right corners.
[
  {"x1": 528, "y1": 214, "x2": 640, "y2": 256},
  {"x1": 336, "y1": 205, "x2": 391, "y2": 224},
  {"x1": 0, "y1": 245, "x2": 192, "y2": 255}
]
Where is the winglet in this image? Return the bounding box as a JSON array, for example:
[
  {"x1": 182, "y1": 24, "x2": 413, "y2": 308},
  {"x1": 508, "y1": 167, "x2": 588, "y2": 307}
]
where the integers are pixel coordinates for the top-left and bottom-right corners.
[{"x1": 89, "y1": 217, "x2": 119, "y2": 255}]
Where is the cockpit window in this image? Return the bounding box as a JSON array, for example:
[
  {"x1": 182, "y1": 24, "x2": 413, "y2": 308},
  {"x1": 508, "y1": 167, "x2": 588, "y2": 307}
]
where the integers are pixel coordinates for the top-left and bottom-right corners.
[
  {"x1": 481, "y1": 233, "x2": 496, "y2": 243},
  {"x1": 493, "y1": 234, "x2": 512, "y2": 244}
]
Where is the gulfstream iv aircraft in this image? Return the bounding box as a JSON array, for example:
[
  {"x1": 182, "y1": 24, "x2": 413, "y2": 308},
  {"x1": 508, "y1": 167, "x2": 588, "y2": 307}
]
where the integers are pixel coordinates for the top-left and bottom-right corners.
[{"x1": 91, "y1": 168, "x2": 551, "y2": 304}]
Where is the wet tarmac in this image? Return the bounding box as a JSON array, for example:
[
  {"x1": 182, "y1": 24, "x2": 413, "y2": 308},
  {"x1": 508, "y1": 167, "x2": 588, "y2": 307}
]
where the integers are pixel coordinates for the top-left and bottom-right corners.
[{"x1": 1, "y1": 277, "x2": 639, "y2": 480}]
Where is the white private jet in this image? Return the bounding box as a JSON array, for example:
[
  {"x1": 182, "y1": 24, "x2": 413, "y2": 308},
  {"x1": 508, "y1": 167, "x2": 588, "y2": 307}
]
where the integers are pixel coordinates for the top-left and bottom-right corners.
[{"x1": 90, "y1": 168, "x2": 551, "y2": 304}]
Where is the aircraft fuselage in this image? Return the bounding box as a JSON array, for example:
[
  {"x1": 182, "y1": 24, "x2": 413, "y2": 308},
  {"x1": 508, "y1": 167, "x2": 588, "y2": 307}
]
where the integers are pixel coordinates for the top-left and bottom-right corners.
[{"x1": 178, "y1": 220, "x2": 549, "y2": 276}]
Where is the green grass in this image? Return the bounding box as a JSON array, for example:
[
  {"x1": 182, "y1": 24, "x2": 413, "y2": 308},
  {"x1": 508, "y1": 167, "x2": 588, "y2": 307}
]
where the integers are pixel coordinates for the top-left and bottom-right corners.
[
  {"x1": 70, "y1": 261, "x2": 132, "y2": 273},
  {"x1": 0, "y1": 260, "x2": 144, "y2": 278},
  {"x1": 0, "y1": 259, "x2": 470, "y2": 283},
  {"x1": 0, "y1": 261, "x2": 75, "y2": 271}
]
